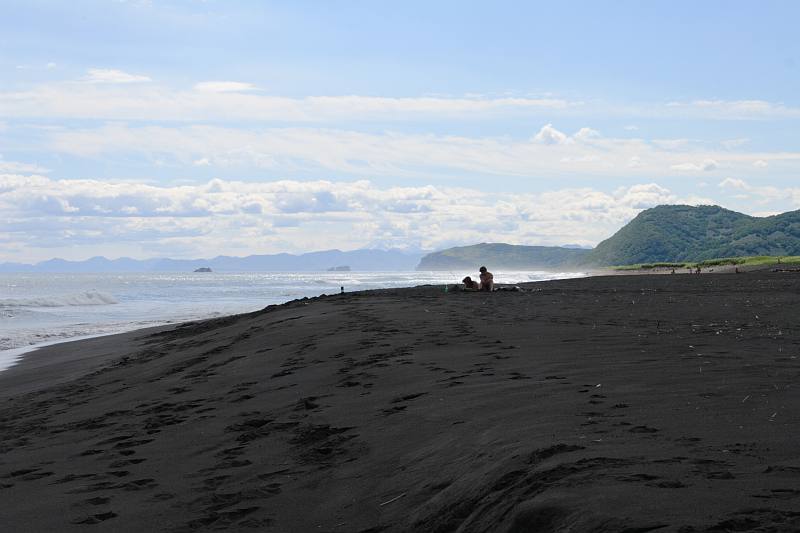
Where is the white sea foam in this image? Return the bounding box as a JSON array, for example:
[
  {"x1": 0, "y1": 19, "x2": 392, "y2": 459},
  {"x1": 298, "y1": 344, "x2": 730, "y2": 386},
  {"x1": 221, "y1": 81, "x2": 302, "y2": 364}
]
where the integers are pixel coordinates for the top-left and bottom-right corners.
[
  {"x1": 0, "y1": 344, "x2": 27, "y2": 371},
  {"x1": 0, "y1": 291, "x2": 119, "y2": 308},
  {"x1": 0, "y1": 333, "x2": 121, "y2": 372}
]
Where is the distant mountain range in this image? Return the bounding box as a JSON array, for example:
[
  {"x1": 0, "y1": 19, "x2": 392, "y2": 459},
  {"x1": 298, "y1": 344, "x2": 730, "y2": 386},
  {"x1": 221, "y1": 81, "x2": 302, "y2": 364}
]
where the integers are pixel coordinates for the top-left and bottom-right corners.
[
  {"x1": 0, "y1": 249, "x2": 423, "y2": 273},
  {"x1": 416, "y1": 205, "x2": 800, "y2": 270}
]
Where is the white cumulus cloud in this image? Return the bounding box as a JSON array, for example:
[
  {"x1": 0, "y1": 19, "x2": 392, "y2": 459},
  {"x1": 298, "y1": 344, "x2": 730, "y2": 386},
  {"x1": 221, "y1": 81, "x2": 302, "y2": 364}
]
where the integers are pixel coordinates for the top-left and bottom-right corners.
[
  {"x1": 193, "y1": 81, "x2": 258, "y2": 93},
  {"x1": 717, "y1": 177, "x2": 800, "y2": 206},
  {"x1": 84, "y1": 68, "x2": 152, "y2": 84},
  {"x1": 532, "y1": 123, "x2": 569, "y2": 145},
  {"x1": 671, "y1": 159, "x2": 718, "y2": 172},
  {"x1": 573, "y1": 127, "x2": 601, "y2": 141},
  {"x1": 0, "y1": 156, "x2": 49, "y2": 174},
  {"x1": 718, "y1": 177, "x2": 748, "y2": 189}
]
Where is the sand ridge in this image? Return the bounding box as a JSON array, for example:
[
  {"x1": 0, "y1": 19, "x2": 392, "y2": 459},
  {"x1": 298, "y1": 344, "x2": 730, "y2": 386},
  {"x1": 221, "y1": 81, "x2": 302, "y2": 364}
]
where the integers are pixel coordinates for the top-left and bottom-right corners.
[{"x1": 1, "y1": 273, "x2": 800, "y2": 531}]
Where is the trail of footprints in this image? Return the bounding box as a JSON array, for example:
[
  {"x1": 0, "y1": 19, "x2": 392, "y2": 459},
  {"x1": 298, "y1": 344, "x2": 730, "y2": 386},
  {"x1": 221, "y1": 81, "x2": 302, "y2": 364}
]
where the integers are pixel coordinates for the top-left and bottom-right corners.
[
  {"x1": 0, "y1": 378, "x2": 232, "y2": 526},
  {"x1": 569, "y1": 383, "x2": 794, "y2": 493},
  {"x1": 0, "y1": 297, "x2": 488, "y2": 528}
]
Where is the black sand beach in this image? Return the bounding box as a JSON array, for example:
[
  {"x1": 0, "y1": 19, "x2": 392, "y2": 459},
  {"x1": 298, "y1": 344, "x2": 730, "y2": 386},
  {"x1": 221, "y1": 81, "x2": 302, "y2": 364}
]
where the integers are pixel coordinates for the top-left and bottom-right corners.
[{"x1": 2, "y1": 272, "x2": 800, "y2": 532}]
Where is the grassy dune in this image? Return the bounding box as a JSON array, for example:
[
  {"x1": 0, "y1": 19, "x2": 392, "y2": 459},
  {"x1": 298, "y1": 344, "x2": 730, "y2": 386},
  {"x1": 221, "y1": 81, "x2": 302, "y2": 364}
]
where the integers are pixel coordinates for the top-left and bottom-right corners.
[{"x1": 613, "y1": 255, "x2": 800, "y2": 271}]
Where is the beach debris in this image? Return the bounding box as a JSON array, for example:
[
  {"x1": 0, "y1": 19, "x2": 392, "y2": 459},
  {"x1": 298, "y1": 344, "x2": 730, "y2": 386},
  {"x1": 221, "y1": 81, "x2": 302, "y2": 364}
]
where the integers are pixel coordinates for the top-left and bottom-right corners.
[{"x1": 379, "y1": 492, "x2": 406, "y2": 506}]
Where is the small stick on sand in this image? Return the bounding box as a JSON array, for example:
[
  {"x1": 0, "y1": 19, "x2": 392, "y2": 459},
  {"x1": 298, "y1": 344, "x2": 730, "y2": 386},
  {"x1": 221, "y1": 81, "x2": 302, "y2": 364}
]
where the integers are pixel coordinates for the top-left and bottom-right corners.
[{"x1": 379, "y1": 493, "x2": 407, "y2": 506}]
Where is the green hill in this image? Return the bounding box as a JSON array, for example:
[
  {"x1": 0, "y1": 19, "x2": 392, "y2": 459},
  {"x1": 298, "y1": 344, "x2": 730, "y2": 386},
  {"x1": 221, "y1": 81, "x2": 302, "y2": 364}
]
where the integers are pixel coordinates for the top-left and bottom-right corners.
[
  {"x1": 416, "y1": 243, "x2": 590, "y2": 270},
  {"x1": 586, "y1": 205, "x2": 800, "y2": 265}
]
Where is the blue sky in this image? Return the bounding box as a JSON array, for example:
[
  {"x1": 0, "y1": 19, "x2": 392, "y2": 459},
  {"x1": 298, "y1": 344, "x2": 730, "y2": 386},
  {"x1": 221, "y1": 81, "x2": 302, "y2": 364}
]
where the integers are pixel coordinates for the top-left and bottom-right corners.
[{"x1": 2, "y1": 1, "x2": 800, "y2": 261}]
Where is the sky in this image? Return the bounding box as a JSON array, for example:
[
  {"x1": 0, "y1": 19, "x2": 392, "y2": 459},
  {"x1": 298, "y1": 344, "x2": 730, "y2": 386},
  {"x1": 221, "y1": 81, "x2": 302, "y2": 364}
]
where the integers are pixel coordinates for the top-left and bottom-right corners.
[{"x1": 2, "y1": 0, "x2": 800, "y2": 262}]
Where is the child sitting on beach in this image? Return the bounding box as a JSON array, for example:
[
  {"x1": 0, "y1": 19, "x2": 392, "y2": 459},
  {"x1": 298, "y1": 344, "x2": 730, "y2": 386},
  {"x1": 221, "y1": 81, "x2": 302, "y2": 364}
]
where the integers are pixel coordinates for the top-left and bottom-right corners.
[
  {"x1": 479, "y1": 266, "x2": 494, "y2": 291},
  {"x1": 462, "y1": 276, "x2": 480, "y2": 290}
]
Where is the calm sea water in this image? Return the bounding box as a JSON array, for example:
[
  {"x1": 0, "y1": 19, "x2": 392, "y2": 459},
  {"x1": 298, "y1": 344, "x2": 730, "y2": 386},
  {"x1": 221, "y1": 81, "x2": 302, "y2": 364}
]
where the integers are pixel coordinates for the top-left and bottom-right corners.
[{"x1": 0, "y1": 270, "x2": 586, "y2": 371}]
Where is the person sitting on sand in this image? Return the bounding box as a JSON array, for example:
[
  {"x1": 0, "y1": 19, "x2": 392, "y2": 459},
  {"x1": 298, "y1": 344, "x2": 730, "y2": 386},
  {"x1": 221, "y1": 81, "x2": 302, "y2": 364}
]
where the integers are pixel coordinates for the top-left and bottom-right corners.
[
  {"x1": 462, "y1": 276, "x2": 480, "y2": 290},
  {"x1": 479, "y1": 266, "x2": 494, "y2": 291}
]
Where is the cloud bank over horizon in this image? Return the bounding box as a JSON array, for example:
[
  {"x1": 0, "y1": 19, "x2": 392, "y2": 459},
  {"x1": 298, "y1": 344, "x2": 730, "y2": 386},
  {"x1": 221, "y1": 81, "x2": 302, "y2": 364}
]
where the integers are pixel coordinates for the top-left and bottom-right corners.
[{"x1": 4, "y1": 172, "x2": 798, "y2": 263}]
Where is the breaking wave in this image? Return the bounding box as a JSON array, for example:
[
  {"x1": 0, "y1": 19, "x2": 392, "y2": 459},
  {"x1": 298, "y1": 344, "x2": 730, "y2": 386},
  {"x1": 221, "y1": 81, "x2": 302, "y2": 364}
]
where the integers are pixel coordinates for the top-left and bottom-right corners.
[{"x1": 0, "y1": 291, "x2": 119, "y2": 308}]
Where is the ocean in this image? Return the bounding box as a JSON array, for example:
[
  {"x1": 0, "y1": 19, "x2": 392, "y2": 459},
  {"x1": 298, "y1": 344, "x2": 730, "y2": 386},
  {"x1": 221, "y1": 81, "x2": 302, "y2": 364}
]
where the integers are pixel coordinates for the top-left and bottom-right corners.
[{"x1": 0, "y1": 270, "x2": 586, "y2": 371}]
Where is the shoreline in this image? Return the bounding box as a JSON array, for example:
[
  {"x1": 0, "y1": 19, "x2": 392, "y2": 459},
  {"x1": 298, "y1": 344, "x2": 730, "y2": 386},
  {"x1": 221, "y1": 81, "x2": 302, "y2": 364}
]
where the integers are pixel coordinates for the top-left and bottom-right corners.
[
  {"x1": 0, "y1": 262, "x2": 770, "y2": 377},
  {"x1": 0, "y1": 270, "x2": 591, "y2": 375},
  {"x1": 2, "y1": 270, "x2": 800, "y2": 530},
  {"x1": 0, "y1": 317, "x2": 232, "y2": 375},
  {"x1": 0, "y1": 335, "x2": 112, "y2": 373}
]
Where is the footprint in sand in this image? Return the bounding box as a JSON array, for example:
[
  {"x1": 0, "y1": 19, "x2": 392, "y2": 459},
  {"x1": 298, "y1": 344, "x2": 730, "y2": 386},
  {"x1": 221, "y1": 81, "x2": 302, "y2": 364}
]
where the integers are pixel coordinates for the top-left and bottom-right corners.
[
  {"x1": 628, "y1": 425, "x2": 659, "y2": 434},
  {"x1": 80, "y1": 496, "x2": 111, "y2": 506},
  {"x1": 71, "y1": 511, "x2": 117, "y2": 524}
]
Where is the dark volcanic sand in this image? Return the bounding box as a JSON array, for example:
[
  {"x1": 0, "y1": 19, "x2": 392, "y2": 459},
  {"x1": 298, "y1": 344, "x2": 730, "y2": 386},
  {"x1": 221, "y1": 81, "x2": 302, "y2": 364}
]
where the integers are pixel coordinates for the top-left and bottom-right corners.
[{"x1": 1, "y1": 273, "x2": 800, "y2": 532}]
